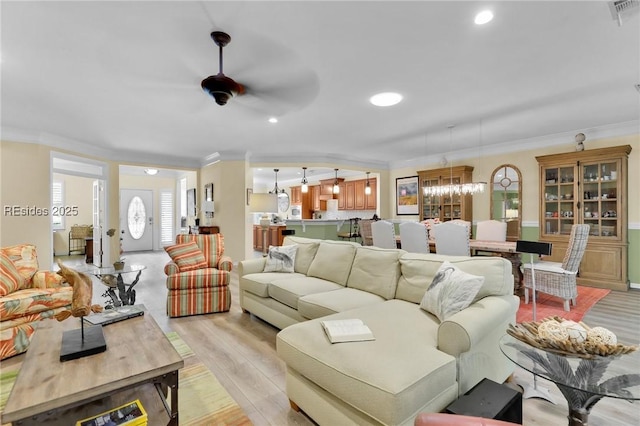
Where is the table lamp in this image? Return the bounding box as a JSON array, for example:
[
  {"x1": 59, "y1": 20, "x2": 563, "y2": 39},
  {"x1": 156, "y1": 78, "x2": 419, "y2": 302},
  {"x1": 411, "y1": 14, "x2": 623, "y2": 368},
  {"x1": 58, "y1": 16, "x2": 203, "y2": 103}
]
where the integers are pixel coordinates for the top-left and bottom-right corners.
[
  {"x1": 515, "y1": 239, "x2": 555, "y2": 403},
  {"x1": 249, "y1": 193, "x2": 278, "y2": 257}
]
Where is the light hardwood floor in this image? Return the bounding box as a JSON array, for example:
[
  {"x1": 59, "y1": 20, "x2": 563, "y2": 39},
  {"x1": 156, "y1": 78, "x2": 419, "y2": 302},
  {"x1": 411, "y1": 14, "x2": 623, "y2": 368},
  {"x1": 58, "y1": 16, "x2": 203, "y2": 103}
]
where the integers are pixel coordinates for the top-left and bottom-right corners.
[{"x1": 4, "y1": 251, "x2": 639, "y2": 425}]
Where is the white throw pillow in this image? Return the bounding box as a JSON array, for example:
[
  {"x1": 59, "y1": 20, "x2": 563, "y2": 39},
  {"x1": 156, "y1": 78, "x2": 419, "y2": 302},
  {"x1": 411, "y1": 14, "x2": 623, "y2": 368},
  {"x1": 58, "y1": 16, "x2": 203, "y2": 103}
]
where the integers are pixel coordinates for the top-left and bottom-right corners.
[
  {"x1": 264, "y1": 244, "x2": 298, "y2": 273},
  {"x1": 420, "y1": 261, "x2": 484, "y2": 321}
]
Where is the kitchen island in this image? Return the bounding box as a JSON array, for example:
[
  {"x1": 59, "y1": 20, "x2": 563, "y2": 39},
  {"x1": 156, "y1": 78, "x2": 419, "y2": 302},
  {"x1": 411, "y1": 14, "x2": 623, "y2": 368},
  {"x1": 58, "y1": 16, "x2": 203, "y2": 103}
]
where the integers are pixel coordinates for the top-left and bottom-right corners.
[{"x1": 284, "y1": 219, "x2": 356, "y2": 241}]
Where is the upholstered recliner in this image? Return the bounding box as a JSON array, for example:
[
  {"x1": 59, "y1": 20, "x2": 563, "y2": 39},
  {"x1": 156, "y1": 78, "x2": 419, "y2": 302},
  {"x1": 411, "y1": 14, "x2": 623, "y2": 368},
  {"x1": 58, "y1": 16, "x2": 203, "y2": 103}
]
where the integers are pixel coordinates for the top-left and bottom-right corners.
[
  {"x1": 0, "y1": 244, "x2": 73, "y2": 359},
  {"x1": 164, "y1": 234, "x2": 232, "y2": 317}
]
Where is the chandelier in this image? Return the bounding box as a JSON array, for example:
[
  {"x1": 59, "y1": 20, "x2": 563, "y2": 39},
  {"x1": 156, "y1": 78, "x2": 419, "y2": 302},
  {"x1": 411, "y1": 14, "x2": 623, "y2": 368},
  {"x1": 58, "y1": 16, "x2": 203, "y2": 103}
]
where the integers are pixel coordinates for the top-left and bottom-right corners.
[{"x1": 423, "y1": 125, "x2": 486, "y2": 197}]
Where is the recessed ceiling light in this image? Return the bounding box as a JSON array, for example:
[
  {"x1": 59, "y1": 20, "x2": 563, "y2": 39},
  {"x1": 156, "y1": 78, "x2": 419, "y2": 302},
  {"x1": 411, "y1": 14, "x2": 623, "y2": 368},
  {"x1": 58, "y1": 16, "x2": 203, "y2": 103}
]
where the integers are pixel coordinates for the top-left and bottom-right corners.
[
  {"x1": 268, "y1": 117, "x2": 278, "y2": 123},
  {"x1": 144, "y1": 168, "x2": 158, "y2": 175},
  {"x1": 475, "y1": 10, "x2": 494, "y2": 25},
  {"x1": 369, "y1": 92, "x2": 403, "y2": 107}
]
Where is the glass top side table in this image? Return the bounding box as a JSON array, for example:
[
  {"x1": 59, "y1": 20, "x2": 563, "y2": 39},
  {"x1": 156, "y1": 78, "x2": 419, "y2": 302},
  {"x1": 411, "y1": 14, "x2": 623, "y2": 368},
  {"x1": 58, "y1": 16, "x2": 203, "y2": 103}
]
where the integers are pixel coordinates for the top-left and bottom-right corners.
[
  {"x1": 77, "y1": 264, "x2": 147, "y2": 308},
  {"x1": 499, "y1": 334, "x2": 640, "y2": 426}
]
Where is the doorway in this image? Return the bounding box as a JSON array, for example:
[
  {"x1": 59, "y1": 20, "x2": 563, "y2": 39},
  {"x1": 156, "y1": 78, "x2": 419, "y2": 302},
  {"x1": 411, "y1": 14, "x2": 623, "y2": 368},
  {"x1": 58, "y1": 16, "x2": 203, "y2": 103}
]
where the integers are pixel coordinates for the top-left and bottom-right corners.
[{"x1": 120, "y1": 189, "x2": 154, "y2": 252}]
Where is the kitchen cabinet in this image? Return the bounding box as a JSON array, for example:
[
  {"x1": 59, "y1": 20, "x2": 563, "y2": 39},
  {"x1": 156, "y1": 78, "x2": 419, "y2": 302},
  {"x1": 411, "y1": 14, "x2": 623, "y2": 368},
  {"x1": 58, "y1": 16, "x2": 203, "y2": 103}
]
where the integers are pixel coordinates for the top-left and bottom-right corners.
[
  {"x1": 536, "y1": 145, "x2": 631, "y2": 291},
  {"x1": 291, "y1": 186, "x2": 302, "y2": 205},
  {"x1": 365, "y1": 178, "x2": 377, "y2": 210},
  {"x1": 354, "y1": 180, "x2": 366, "y2": 210},
  {"x1": 310, "y1": 185, "x2": 323, "y2": 213},
  {"x1": 253, "y1": 225, "x2": 286, "y2": 251},
  {"x1": 417, "y1": 166, "x2": 474, "y2": 223},
  {"x1": 336, "y1": 178, "x2": 377, "y2": 211}
]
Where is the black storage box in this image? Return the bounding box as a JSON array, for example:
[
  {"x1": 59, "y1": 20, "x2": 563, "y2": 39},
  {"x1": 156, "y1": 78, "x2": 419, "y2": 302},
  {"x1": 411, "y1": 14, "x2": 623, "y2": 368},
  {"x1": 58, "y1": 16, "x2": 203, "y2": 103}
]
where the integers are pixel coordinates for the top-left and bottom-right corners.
[{"x1": 445, "y1": 378, "x2": 522, "y2": 424}]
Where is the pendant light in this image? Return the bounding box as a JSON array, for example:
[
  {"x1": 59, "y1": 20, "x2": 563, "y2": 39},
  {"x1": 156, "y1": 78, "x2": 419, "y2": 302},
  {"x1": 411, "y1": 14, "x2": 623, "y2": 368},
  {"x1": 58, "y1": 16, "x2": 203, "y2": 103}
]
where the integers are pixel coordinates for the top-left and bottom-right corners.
[
  {"x1": 301, "y1": 167, "x2": 309, "y2": 193},
  {"x1": 365, "y1": 172, "x2": 372, "y2": 195},
  {"x1": 269, "y1": 168, "x2": 285, "y2": 194},
  {"x1": 332, "y1": 169, "x2": 340, "y2": 194},
  {"x1": 423, "y1": 125, "x2": 486, "y2": 197}
]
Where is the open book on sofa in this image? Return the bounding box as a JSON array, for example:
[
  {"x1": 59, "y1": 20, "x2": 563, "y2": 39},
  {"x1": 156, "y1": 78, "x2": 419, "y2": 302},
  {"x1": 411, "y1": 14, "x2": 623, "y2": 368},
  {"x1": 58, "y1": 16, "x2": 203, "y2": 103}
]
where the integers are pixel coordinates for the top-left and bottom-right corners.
[{"x1": 321, "y1": 319, "x2": 375, "y2": 343}]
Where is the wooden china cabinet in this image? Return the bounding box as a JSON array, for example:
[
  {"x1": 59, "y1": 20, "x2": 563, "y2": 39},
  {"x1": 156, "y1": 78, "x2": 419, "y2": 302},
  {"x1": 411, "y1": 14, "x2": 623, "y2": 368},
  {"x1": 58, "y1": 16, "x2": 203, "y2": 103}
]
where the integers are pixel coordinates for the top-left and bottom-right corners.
[
  {"x1": 417, "y1": 166, "x2": 474, "y2": 223},
  {"x1": 536, "y1": 145, "x2": 631, "y2": 291}
]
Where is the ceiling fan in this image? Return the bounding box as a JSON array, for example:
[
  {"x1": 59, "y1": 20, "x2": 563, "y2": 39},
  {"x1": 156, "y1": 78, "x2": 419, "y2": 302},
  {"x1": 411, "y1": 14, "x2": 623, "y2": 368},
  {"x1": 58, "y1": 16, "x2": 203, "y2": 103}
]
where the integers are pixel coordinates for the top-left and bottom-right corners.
[{"x1": 201, "y1": 31, "x2": 245, "y2": 106}]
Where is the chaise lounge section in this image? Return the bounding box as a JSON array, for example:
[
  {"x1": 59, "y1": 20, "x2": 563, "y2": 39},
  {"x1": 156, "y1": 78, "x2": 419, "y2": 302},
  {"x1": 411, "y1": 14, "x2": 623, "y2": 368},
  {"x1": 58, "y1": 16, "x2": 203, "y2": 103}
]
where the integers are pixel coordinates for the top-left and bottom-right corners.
[{"x1": 239, "y1": 236, "x2": 519, "y2": 425}]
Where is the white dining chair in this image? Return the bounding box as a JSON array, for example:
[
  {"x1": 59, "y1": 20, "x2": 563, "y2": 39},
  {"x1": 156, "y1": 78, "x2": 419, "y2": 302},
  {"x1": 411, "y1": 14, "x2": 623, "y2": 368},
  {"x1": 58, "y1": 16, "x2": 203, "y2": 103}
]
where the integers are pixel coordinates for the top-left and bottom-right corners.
[
  {"x1": 371, "y1": 220, "x2": 397, "y2": 249},
  {"x1": 399, "y1": 221, "x2": 430, "y2": 253},
  {"x1": 432, "y1": 222, "x2": 470, "y2": 256},
  {"x1": 475, "y1": 220, "x2": 507, "y2": 242}
]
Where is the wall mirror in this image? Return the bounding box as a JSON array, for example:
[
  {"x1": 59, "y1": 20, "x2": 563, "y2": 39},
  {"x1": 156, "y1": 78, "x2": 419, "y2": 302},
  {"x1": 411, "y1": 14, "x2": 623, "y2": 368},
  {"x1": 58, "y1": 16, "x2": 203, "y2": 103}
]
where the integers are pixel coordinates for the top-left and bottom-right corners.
[{"x1": 490, "y1": 165, "x2": 522, "y2": 241}]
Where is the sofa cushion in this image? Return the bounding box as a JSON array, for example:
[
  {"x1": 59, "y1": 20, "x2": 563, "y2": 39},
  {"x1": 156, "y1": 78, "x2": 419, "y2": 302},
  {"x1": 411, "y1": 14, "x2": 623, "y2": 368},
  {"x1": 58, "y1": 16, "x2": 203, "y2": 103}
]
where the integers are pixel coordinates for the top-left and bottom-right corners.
[
  {"x1": 284, "y1": 236, "x2": 320, "y2": 275},
  {"x1": 419, "y1": 261, "x2": 484, "y2": 321},
  {"x1": 0, "y1": 253, "x2": 25, "y2": 296},
  {"x1": 264, "y1": 244, "x2": 297, "y2": 273},
  {"x1": 165, "y1": 241, "x2": 208, "y2": 272},
  {"x1": 396, "y1": 254, "x2": 513, "y2": 304},
  {"x1": 346, "y1": 246, "x2": 405, "y2": 299},
  {"x1": 0, "y1": 244, "x2": 39, "y2": 285},
  {"x1": 276, "y1": 300, "x2": 457, "y2": 426},
  {"x1": 306, "y1": 241, "x2": 358, "y2": 286},
  {"x1": 0, "y1": 287, "x2": 73, "y2": 322},
  {"x1": 298, "y1": 288, "x2": 385, "y2": 319},
  {"x1": 241, "y1": 272, "x2": 305, "y2": 298},
  {"x1": 268, "y1": 277, "x2": 343, "y2": 310}
]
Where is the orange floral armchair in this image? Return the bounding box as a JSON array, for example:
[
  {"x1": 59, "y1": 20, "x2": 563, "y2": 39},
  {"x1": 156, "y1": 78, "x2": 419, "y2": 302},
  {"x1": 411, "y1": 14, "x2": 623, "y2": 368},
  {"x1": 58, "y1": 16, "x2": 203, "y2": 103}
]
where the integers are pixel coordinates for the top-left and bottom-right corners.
[{"x1": 0, "y1": 244, "x2": 73, "y2": 359}]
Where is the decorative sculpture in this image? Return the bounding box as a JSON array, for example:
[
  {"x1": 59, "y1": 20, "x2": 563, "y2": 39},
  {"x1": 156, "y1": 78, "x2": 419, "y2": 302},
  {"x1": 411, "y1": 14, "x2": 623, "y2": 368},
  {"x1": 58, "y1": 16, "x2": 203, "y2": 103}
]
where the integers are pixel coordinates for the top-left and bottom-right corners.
[
  {"x1": 55, "y1": 260, "x2": 107, "y2": 361},
  {"x1": 55, "y1": 259, "x2": 104, "y2": 321}
]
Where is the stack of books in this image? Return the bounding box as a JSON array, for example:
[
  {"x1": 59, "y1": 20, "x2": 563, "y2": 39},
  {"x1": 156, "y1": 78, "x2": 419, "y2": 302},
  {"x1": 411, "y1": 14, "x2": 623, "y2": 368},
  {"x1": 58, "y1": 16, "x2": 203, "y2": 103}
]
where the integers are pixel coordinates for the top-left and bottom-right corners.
[{"x1": 76, "y1": 399, "x2": 147, "y2": 426}]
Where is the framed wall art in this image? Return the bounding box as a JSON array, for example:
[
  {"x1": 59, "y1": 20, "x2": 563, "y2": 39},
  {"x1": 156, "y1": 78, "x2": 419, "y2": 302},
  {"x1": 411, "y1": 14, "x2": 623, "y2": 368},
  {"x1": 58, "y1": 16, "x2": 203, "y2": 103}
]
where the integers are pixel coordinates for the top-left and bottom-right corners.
[{"x1": 396, "y1": 176, "x2": 419, "y2": 215}]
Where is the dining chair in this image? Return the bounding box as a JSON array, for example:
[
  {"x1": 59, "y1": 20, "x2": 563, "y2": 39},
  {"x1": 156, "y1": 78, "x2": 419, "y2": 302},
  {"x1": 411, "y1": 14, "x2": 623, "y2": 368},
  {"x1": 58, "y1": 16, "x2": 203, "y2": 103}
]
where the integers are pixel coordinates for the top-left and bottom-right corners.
[
  {"x1": 449, "y1": 219, "x2": 472, "y2": 238},
  {"x1": 475, "y1": 220, "x2": 507, "y2": 242},
  {"x1": 359, "y1": 219, "x2": 374, "y2": 246},
  {"x1": 371, "y1": 220, "x2": 397, "y2": 249},
  {"x1": 523, "y1": 224, "x2": 590, "y2": 311},
  {"x1": 431, "y1": 222, "x2": 471, "y2": 256},
  {"x1": 421, "y1": 218, "x2": 440, "y2": 242},
  {"x1": 399, "y1": 221, "x2": 430, "y2": 253}
]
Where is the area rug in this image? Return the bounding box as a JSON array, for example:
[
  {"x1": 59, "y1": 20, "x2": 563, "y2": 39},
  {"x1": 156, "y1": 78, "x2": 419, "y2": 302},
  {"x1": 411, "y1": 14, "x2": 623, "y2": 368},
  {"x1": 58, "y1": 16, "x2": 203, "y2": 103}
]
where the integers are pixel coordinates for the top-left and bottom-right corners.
[
  {"x1": 0, "y1": 332, "x2": 252, "y2": 426},
  {"x1": 516, "y1": 285, "x2": 610, "y2": 323}
]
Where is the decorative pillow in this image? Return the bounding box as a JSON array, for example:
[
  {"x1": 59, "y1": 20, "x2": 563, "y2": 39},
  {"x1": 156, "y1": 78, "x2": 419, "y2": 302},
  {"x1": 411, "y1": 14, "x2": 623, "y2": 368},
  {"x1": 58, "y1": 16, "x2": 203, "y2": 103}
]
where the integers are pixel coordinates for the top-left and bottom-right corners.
[
  {"x1": 165, "y1": 241, "x2": 208, "y2": 271},
  {"x1": 0, "y1": 252, "x2": 25, "y2": 296},
  {"x1": 419, "y1": 261, "x2": 484, "y2": 321},
  {"x1": 264, "y1": 245, "x2": 297, "y2": 273}
]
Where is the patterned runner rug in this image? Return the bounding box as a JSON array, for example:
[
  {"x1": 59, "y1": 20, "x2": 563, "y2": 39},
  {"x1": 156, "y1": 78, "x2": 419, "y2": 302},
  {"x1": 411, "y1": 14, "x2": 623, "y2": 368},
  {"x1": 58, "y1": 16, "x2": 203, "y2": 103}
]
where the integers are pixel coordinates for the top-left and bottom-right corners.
[
  {"x1": 1, "y1": 332, "x2": 252, "y2": 426},
  {"x1": 516, "y1": 285, "x2": 610, "y2": 323}
]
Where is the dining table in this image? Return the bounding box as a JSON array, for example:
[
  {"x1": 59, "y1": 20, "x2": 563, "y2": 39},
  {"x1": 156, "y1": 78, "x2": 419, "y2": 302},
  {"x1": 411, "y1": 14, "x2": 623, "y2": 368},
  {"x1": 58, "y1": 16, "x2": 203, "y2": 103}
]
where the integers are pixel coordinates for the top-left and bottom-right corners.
[{"x1": 396, "y1": 237, "x2": 522, "y2": 294}]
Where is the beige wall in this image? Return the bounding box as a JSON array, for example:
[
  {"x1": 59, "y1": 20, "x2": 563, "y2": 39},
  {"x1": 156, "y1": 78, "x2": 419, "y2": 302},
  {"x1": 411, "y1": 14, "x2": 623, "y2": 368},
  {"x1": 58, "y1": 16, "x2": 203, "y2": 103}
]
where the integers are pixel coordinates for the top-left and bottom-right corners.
[{"x1": 0, "y1": 141, "x2": 54, "y2": 266}]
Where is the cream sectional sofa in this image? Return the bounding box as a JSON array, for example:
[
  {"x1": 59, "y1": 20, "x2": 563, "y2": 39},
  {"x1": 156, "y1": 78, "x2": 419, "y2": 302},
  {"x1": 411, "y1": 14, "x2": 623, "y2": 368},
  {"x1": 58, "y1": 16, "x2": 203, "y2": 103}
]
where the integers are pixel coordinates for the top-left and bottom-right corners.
[{"x1": 238, "y1": 236, "x2": 519, "y2": 426}]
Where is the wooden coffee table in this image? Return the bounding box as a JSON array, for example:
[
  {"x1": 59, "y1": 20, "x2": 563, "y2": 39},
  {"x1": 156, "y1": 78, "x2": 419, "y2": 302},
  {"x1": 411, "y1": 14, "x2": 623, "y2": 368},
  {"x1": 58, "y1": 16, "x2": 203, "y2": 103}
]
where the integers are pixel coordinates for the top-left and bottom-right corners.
[{"x1": 2, "y1": 309, "x2": 183, "y2": 425}]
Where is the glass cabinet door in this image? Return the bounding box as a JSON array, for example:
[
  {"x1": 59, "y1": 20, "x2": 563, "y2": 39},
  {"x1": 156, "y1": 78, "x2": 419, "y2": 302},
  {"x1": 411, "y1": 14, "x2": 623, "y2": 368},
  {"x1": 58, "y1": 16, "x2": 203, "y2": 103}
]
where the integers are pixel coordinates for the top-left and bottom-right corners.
[
  {"x1": 421, "y1": 178, "x2": 440, "y2": 220},
  {"x1": 442, "y1": 177, "x2": 461, "y2": 221},
  {"x1": 542, "y1": 166, "x2": 575, "y2": 236},
  {"x1": 582, "y1": 160, "x2": 620, "y2": 238}
]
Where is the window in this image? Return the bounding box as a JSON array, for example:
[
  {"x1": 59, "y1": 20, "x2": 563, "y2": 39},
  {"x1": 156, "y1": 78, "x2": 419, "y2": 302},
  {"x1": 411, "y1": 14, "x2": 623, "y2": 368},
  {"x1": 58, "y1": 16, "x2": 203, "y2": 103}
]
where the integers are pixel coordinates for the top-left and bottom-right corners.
[
  {"x1": 160, "y1": 191, "x2": 174, "y2": 245},
  {"x1": 52, "y1": 181, "x2": 64, "y2": 230}
]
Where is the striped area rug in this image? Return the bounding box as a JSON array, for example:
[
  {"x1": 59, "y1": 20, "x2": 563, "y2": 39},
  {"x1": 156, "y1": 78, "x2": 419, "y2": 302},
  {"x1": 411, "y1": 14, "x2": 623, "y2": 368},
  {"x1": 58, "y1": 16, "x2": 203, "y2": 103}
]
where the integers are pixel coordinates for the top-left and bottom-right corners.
[
  {"x1": 516, "y1": 285, "x2": 610, "y2": 323},
  {"x1": 1, "y1": 332, "x2": 252, "y2": 426}
]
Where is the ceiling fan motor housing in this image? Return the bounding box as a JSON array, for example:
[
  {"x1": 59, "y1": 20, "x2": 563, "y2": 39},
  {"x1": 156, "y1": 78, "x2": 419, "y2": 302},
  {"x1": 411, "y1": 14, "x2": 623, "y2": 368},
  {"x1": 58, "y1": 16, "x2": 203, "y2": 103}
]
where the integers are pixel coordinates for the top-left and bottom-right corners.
[{"x1": 201, "y1": 73, "x2": 243, "y2": 105}]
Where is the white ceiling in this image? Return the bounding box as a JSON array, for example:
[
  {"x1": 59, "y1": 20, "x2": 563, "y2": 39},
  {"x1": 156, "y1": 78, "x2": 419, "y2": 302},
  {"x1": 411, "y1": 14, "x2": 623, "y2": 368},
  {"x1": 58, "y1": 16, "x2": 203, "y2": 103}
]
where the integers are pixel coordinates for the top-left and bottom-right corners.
[{"x1": 2, "y1": 1, "x2": 639, "y2": 183}]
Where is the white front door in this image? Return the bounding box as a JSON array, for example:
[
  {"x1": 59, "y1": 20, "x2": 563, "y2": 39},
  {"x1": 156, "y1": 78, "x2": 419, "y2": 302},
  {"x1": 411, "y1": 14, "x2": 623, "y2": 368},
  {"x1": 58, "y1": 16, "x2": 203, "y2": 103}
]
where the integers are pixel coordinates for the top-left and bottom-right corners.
[{"x1": 120, "y1": 189, "x2": 153, "y2": 252}]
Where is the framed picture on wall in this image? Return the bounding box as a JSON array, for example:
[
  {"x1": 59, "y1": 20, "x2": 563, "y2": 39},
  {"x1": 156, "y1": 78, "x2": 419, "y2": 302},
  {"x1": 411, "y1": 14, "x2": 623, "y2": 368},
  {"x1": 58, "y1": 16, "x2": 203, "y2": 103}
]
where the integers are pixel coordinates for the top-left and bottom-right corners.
[
  {"x1": 187, "y1": 188, "x2": 196, "y2": 217},
  {"x1": 205, "y1": 183, "x2": 214, "y2": 202},
  {"x1": 396, "y1": 176, "x2": 419, "y2": 215}
]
